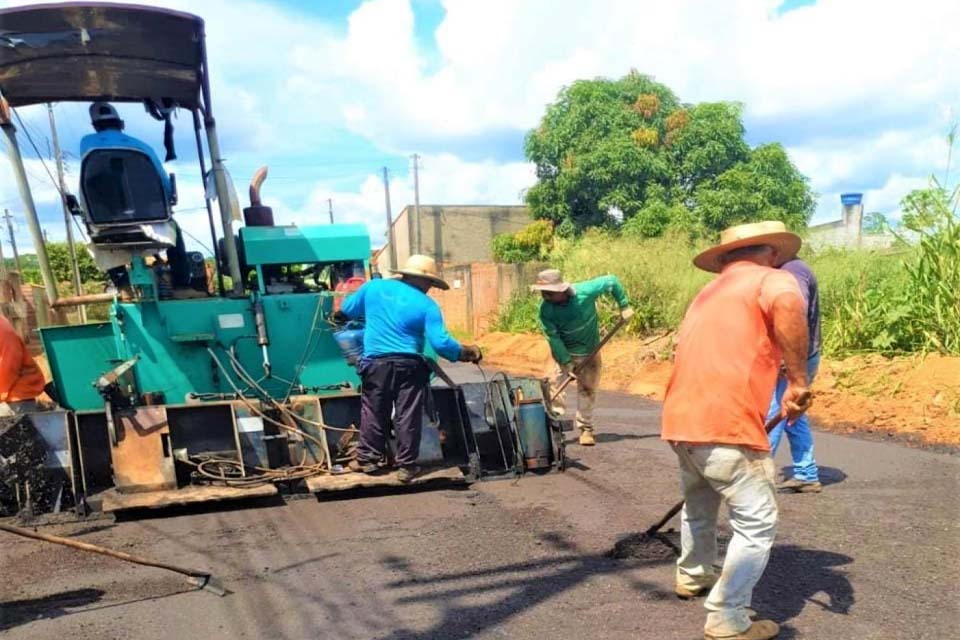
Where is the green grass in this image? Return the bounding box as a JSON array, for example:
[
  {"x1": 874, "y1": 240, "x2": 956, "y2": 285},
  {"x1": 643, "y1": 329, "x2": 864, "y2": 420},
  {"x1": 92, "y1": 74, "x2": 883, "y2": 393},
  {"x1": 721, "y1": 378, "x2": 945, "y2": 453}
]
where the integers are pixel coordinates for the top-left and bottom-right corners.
[
  {"x1": 492, "y1": 228, "x2": 956, "y2": 357},
  {"x1": 491, "y1": 292, "x2": 541, "y2": 333}
]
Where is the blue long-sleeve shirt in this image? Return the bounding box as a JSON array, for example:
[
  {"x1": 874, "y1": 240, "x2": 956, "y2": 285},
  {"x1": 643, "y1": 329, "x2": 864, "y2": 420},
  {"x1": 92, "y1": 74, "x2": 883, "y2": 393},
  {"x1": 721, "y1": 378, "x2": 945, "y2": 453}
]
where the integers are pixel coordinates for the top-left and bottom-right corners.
[{"x1": 340, "y1": 278, "x2": 462, "y2": 362}]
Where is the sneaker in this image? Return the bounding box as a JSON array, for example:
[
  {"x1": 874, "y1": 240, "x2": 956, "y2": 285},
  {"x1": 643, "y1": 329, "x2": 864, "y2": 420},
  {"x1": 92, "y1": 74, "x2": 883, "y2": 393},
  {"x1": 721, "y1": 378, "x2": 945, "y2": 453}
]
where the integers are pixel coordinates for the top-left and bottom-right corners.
[
  {"x1": 676, "y1": 574, "x2": 718, "y2": 599},
  {"x1": 704, "y1": 620, "x2": 779, "y2": 640},
  {"x1": 397, "y1": 465, "x2": 422, "y2": 484},
  {"x1": 348, "y1": 459, "x2": 379, "y2": 474},
  {"x1": 578, "y1": 431, "x2": 596, "y2": 446},
  {"x1": 777, "y1": 478, "x2": 822, "y2": 493}
]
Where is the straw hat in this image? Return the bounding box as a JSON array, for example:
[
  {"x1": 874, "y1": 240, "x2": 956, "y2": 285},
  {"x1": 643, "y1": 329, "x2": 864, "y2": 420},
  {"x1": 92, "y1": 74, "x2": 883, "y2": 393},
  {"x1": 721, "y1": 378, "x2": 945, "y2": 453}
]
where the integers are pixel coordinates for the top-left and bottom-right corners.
[
  {"x1": 391, "y1": 254, "x2": 450, "y2": 290},
  {"x1": 529, "y1": 269, "x2": 572, "y2": 293},
  {"x1": 693, "y1": 220, "x2": 802, "y2": 273}
]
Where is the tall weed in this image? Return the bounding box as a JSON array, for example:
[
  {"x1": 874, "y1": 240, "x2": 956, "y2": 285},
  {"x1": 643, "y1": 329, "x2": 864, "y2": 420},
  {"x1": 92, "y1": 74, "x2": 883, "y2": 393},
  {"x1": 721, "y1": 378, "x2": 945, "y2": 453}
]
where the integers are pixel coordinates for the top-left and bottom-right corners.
[
  {"x1": 811, "y1": 248, "x2": 913, "y2": 354},
  {"x1": 494, "y1": 189, "x2": 959, "y2": 358},
  {"x1": 551, "y1": 229, "x2": 710, "y2": 333}
]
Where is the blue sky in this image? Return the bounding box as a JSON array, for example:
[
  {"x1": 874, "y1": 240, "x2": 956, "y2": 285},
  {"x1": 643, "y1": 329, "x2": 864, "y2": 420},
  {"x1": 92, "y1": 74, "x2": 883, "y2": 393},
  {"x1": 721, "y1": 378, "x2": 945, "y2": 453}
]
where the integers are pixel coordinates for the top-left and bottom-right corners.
[{"x1": 1, "y1": 0, "x2": 957, "y2": 255}]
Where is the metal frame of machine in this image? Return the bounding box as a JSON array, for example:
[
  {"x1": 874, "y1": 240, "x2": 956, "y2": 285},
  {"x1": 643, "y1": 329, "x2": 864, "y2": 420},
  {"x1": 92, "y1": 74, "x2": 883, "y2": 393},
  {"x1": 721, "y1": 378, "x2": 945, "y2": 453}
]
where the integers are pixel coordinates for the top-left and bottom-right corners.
[{"x1": 0, "y1": 3, "x2": 564, "y2": 517}]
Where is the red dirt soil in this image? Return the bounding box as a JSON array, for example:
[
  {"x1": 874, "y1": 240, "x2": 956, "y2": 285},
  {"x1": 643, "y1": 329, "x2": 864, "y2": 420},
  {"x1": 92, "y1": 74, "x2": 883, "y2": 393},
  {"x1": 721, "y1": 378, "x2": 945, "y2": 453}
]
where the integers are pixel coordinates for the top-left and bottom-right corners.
[{"x1": 478, "y1": 332, "x2": 960, "y2": 447}]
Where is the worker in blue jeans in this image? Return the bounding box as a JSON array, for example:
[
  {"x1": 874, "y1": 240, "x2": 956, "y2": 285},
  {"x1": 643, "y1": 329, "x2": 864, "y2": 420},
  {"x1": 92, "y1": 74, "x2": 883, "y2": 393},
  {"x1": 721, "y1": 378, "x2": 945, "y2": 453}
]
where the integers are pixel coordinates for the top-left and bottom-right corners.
[{"x1": 766, "y1": 257, "x2": 822, "y2": 493}]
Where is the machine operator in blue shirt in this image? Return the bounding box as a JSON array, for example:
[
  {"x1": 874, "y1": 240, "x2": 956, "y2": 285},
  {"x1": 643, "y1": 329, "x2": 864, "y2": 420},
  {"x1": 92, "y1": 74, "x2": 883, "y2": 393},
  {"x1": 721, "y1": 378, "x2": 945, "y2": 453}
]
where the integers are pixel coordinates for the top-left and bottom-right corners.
[{"x1": 337, "y1": 255, "x2": 482, "y2": 483}]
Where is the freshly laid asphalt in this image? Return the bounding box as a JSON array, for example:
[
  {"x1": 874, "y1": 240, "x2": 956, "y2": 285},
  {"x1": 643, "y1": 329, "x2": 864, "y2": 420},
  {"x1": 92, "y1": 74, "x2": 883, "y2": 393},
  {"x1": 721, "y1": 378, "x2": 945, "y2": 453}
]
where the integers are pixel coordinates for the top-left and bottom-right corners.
[{"x1": 2, "y1": 363, "x2": 958, "y2": 639}]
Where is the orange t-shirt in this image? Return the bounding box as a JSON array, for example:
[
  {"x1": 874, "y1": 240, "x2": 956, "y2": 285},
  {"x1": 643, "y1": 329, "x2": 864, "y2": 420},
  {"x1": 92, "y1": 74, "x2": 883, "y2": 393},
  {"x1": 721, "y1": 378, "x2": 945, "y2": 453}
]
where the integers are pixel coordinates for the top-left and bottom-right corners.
[
  {"x1": 0, "y1": 315, "x2": 45, "y2": 402},
  {"x1": 661, "y1": 262, "x2": 803, "y2": 451}
]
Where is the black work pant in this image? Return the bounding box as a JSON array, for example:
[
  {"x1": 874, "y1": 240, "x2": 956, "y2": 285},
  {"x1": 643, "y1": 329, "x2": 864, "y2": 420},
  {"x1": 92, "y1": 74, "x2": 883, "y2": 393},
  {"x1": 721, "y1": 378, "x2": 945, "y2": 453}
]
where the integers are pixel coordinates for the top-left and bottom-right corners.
[{"x1": 357, "y1": 355, "x2": 429, "y2": 467}]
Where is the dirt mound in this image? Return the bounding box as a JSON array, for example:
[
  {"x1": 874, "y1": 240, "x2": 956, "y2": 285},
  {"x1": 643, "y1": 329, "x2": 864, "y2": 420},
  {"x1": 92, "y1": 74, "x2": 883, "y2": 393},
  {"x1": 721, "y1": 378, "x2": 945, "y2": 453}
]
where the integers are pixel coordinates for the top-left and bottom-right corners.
[
  {"x1": 814, "y1": 354, "x2": 960, "y2": 446},
  {"x1": 478, "y1": 332, "x2": 960, "y2": 447},
  {"x1": 479, "y1": 332, "x2": 553, "y2": 376}
]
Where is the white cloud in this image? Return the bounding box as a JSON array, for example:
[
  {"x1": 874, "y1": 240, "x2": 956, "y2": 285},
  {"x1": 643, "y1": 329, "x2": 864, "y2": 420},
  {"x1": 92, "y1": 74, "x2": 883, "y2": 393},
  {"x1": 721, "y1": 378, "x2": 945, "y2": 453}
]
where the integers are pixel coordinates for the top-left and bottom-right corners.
[
  {"x1": 283, "y1": 0, "x2": 957, "y2": 220},
  {"x1": 1, "y1": 0, "x2": 955, "y2": 247},
  {"x1": 294, "y1": 153, "x2": 534, "y2": 248},
  {"x1": 814, "y1": 174, "x2": 933, "y2": 225},
  {"x1": 171, "y1": 153, "x2": 533, "y2": 253},
  {"x1": 863, "y1": 175, "x2": 933, "y2": 217},
  {"x1": 788, "y1": 131, "x2": 949, "y2": 192},
  {"x1": 284, "y1": 0, "x2": 959, "y2": 143},
  {"x1": 0, "y1": 157, "x2": 62, "y2": 207}
]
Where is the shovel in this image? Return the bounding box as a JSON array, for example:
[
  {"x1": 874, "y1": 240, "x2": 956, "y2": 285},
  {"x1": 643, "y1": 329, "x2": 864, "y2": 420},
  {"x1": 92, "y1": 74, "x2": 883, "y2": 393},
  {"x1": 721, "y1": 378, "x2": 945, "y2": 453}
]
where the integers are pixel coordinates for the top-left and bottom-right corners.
[
  {"x1": 645, "y1": 393, "x2": 812, "y2": 538},
  {"x1": 549, "y1": 316, "x2": 628, "y2": 406},
  {"x1": 0, "y1": 522, "x2": 227, "y2": 596}
]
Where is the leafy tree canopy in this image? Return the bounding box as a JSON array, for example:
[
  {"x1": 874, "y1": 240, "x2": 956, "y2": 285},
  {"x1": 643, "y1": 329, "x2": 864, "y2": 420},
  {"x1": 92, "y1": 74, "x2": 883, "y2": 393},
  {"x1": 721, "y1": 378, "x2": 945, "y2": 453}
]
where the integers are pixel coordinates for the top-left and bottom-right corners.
[
  {"x1": 7, "y1": 242, "x2": 104, "y2": 286},
  {"x1": 524, "y1": 70, "x2": 815, "y2": 237}
]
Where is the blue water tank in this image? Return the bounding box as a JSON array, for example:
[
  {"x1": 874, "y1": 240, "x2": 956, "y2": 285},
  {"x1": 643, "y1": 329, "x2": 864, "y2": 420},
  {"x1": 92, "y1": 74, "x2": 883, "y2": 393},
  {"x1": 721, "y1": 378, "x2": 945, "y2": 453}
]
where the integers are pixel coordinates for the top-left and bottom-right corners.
[{"x1": 840, "y1": 193, "x2": 863, "y2": 206}]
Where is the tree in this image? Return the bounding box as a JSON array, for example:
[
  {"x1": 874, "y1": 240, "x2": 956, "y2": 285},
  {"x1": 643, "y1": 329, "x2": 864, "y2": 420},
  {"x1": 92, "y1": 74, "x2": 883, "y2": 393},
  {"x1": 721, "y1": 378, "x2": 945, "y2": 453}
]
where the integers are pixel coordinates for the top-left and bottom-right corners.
[
  {"x1": 45, "y1": 242, "x2": 104, "y2": 285},
  {"x1": 492, "y1": 220, "x2": 555, "y2": 263},
  {"x1": 862, "y1": 211, "x2": 889, "y2": 234},
  {"x1": 693, "y1": 144, "x2": 815, "y2": 232},
  {"x1": 524, "y1": 71, "x2": 815, "y2": 236}
]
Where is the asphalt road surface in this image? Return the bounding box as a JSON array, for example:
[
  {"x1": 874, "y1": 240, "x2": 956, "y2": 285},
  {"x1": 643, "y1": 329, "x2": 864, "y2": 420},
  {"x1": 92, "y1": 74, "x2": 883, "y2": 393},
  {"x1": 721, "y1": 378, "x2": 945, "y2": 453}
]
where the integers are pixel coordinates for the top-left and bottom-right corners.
[{"x1": 3, "y1": 364, "x2": 958, "y2": 639}]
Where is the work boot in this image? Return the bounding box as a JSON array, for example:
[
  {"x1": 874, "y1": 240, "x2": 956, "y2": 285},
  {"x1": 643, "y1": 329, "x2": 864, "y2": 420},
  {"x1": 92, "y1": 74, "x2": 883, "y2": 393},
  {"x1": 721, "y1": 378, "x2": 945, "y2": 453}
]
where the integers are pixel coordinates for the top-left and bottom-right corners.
[
  {"x1": 578, "y1": 431, "x2": 596, "y2": 446},
  {"x1": 348, "y1": 459, "x2": 379, "y2": 474},
  {"x1": 704, "y1": 620, "x2": 779, "y2": 640},
  {"x1": 397, "y1": 465, "x2": 421, "y2": 484},
  {"x1": 777, "y1": 478, "x2": 822, "y2": 493},
  {"x1": 676, "y1": 574, "x2": 718, "y2": 599}
]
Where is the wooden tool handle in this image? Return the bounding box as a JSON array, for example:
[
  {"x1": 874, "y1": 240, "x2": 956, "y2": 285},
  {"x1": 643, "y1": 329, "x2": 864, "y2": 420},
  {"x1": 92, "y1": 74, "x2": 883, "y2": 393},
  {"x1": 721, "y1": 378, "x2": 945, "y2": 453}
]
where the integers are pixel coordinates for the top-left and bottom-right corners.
[
  {"x1": 765, "y1": 390, "x2": 813, "y2": 432},
  {"x1": 0, "y1": 522, "x2": 208, "y2": 578}
]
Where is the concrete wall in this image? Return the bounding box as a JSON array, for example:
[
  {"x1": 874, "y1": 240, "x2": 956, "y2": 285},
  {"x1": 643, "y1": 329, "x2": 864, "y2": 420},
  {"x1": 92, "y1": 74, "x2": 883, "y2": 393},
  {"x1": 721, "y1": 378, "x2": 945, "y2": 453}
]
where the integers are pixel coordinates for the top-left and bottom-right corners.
[
  {"x1": 430, "y1": 261, "x2": 546, "y2": 337},
  {"x1": 378, "y1": 205, "x2": 531, "y2": 270},
  {"x1": 808, "y1": 202, "x2": 896, "y2": 250}
]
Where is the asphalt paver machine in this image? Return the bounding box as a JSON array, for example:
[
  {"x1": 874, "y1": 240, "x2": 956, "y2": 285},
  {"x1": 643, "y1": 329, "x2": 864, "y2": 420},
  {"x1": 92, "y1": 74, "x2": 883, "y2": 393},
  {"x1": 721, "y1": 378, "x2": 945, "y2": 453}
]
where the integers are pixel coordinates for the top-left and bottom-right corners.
[{"x1": 0, "y1": 3, "x2": 563, "y2": 516}]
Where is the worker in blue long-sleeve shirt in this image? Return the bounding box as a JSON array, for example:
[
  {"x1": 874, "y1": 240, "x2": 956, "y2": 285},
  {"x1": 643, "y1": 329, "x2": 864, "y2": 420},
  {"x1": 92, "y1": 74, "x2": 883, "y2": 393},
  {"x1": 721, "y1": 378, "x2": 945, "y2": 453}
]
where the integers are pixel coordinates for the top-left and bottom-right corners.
[{"x1": 337, "y1": 255, "x2": 482, "y2": 483}]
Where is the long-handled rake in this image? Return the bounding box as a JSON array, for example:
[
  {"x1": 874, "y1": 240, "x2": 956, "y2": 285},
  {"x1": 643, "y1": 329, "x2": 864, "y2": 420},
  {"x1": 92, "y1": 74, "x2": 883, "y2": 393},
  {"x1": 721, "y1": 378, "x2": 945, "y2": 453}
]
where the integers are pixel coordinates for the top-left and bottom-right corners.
[
  {"x1": 611, "y1": 395, "x2": 811, "y2": 560},
  {"x1": 0, "y1": 522, "x2": 227, "y2": 596}
]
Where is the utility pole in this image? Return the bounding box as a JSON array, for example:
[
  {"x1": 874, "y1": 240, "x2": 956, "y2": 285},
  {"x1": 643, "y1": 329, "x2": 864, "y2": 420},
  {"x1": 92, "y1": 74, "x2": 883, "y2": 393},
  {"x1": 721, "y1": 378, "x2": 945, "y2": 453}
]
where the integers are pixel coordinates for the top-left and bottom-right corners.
[
  {"x1": 47, "y1": 103, "x2": 86, "y2": 320},
  {"x1": 381, "y1": 167, "x2": 396, "y2": 270},
  {"x1": 411, "y1": 153, "x2": 421, "y2": 254},
  {"x1": 0, "y1": 230, "x2": 7, "y2": 280},
  {"x1": 3, "y1": 209, "x2": 22, "y2": 274},
  {"x1": 43, "y1": 229, "x2": 49, "y2": 242},
  {"x1": 327, "y1": 198, "x2": 334, "y2": 224}
]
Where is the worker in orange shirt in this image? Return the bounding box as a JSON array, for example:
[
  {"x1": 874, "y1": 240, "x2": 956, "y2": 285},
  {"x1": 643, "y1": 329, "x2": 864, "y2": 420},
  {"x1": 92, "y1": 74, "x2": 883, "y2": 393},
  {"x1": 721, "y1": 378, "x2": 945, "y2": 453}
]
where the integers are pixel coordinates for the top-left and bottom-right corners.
[
  {"x1": 0, "y1": 314, "x2": 46, "y2": 413},
  {"x1": 661, "y1": 221, "x2": 812, "y2": 640}
]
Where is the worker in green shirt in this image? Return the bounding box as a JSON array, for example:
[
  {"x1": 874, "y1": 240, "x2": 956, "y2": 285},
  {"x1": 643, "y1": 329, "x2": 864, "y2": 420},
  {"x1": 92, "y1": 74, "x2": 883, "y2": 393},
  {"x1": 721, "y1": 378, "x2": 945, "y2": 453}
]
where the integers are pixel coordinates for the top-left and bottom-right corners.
[{"x1": 531, "y1": 269, "x2": 633, "y2": 446}]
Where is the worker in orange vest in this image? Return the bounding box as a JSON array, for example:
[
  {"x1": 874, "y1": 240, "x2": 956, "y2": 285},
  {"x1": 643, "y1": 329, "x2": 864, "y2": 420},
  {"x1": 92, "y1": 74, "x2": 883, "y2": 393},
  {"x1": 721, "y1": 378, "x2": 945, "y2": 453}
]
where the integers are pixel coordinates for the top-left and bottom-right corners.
[{"x1": 0, "y1": 314, "x2": 45, "y2": 413}]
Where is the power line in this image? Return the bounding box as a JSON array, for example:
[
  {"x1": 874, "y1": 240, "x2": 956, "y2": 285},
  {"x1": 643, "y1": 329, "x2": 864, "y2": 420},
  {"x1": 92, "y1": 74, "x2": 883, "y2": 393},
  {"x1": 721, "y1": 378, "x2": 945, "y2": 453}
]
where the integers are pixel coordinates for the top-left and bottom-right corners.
[
  {"x1": 227, "y1": 158, "x2": 409, "y2": 170},
  {"x1": 12, "y1": 108, "x2": 65, "y2": 200},
  {"x1": 12, "y1": 107, "x2": 91, "y2": 245},
  {"x1": 178, "y1": 226, "x2": 215, "y2": 256}
]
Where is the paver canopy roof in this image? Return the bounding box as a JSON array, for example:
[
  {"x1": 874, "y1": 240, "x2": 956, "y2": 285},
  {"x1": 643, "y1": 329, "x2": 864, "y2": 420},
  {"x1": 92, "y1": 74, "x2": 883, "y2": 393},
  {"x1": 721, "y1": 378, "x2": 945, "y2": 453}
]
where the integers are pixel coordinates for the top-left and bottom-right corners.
[{"x1": 0, "y1": 2, "x2": 205, "y2": 108}]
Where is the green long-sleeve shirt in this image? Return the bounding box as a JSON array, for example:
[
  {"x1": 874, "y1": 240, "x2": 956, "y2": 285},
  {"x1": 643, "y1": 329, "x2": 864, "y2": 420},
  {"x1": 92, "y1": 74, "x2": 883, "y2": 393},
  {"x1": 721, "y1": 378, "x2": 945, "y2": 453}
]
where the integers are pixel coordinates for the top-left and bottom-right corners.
[{"x1": 539, "y1": 275, "x2": 630, "y2": 365}]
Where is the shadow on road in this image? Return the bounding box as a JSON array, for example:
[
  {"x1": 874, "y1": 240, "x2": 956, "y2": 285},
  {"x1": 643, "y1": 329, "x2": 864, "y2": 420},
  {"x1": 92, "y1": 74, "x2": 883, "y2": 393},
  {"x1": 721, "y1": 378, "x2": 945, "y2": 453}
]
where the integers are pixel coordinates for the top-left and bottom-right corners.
[
  {"x1": 777, "y1": 466, "x2": 847, "y2": 487},
  {"x1": 113, "y1": 495, "x2": 286, "y2": 522},
  {"x1": 0, "y1": 588, "x2": 104, "y2": 631},
  {"x1": 755, "y1": 544, "x2": 855, "y2": 623},
  {"x1": 377, "y1": 530, "x2": 673, "y2": 640}
]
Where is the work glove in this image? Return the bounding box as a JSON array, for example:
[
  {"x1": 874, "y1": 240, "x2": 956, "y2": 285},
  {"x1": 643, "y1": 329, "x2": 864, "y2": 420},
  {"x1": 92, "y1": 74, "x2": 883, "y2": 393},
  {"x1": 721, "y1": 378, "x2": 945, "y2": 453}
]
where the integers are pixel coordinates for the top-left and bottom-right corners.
[
  {"x1": 459, "y1": 344, "x2": 483, "y2": 364},
  {"x1": 620, "y1": 307, "x2": 635, "y2": 322},
  {"x1": 331, "y1": 310, "x2": 349, "y2": 324}
]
